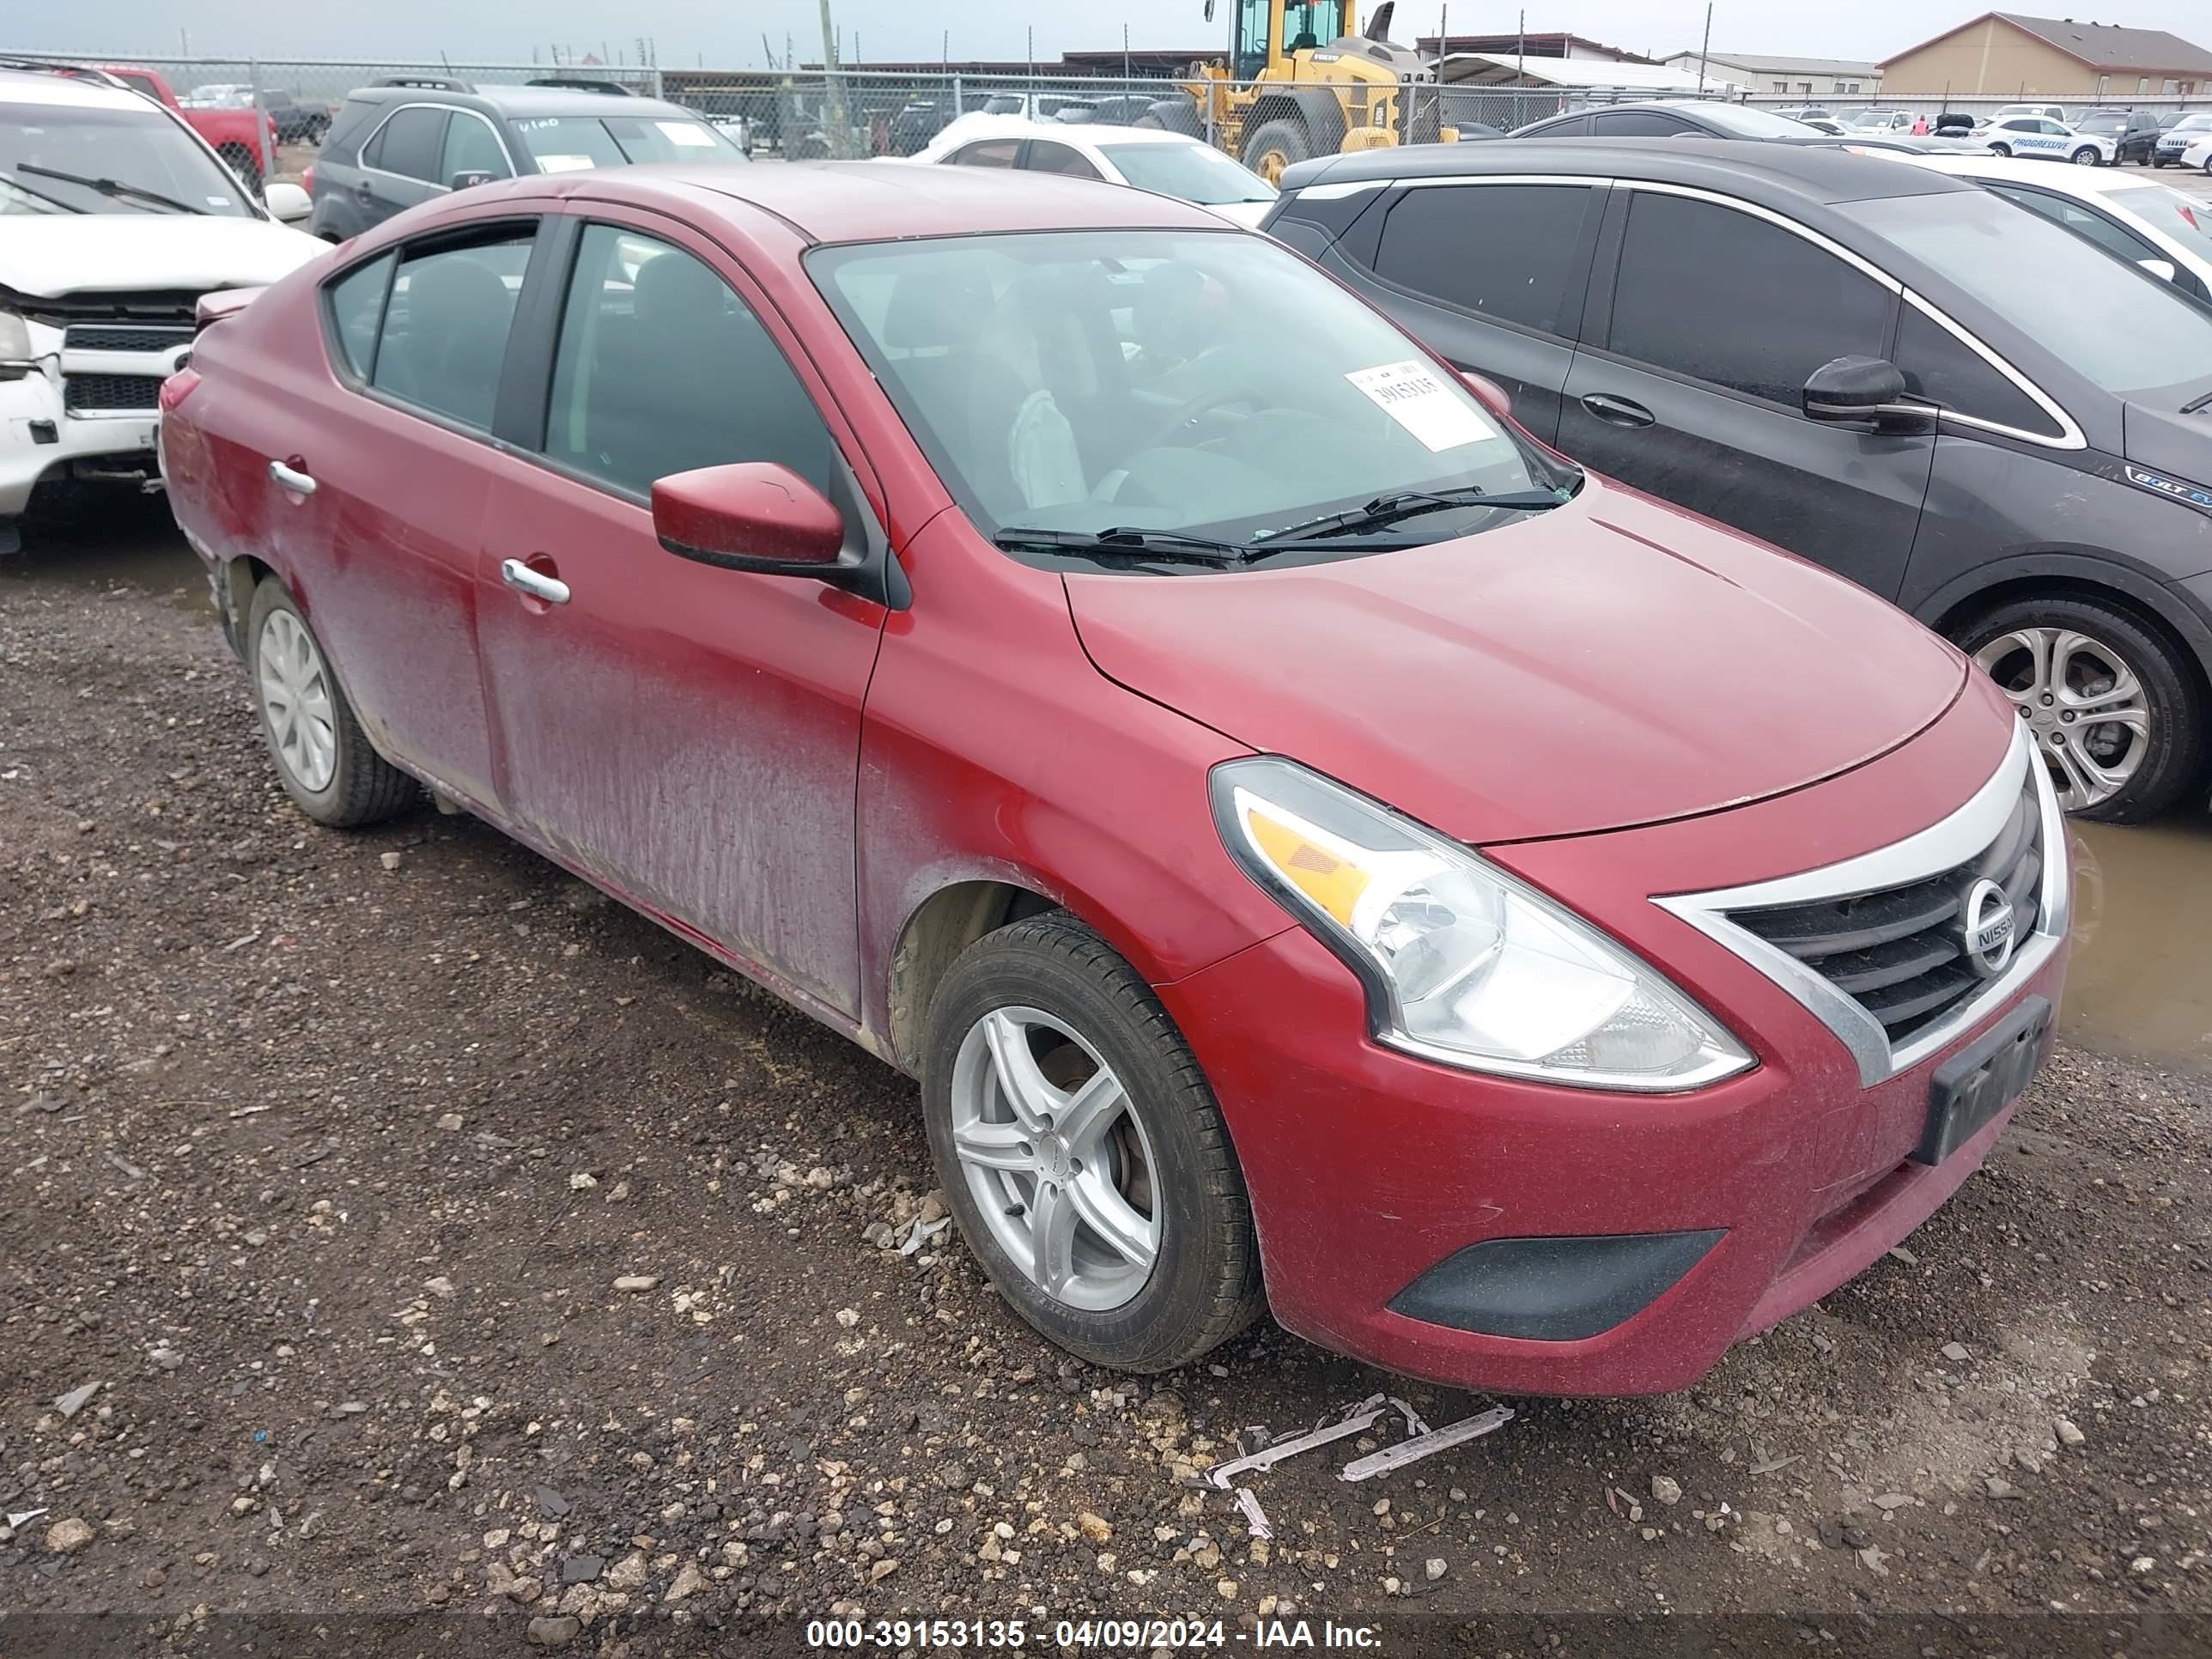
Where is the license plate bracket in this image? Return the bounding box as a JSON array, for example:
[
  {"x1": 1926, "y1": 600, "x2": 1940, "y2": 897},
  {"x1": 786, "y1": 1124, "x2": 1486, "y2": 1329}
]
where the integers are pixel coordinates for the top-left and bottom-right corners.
[{"x1": 1912, "y1": 995, "x2": 2051, "y2": 1167}]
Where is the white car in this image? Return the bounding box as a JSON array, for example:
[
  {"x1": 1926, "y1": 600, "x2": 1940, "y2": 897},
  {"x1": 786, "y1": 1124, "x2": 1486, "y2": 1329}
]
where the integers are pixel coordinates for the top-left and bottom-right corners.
[
  {"x1": 2180, "y1": 132, "x2": 2212, "y2": 173},
  {"x1": 1991, "y1": 102, "x2": 2069, "y2": 124},
  {"x1": 911, "y1": 116, "x2": 1278, "y2": 228},
  {"x1": 0, "y1": 64, "x2": 319, "y2": 552},
  {"x1": 1900, "y1": 152, "x2": 2212, "y2": 302},
  {"x1": 1978, "y1": 113, "x2": 2115, "y2": 165}
]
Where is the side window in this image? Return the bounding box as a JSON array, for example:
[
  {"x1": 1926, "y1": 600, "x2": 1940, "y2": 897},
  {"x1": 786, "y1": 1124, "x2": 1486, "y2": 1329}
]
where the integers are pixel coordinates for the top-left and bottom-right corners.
[
  {"x1": 437, "y1": 112, "x2": 512, "y2": 186},
  {"x1": 1893, "y1": 305, "x2": 2063, "y2": 439},
  {"x1": 1372, "y1": 183, "x2": 1595, "y2": 337},
  {"x1": 541, "y1": 224, "x2": 839, "y2": 500},
  {"x1": 951, "y1": 139, "x2": 1018, "y2": 167},
  {"x1": 369, "y1": 106, "x2": 450, "y2": 182},
  {"x1": 369, "y1": 229, "x2": 536, "y2": 429},
  {"x1": 1534, "y1": 113, "x2": 1591, "y2": 137},
  {"x1": 325, "y1": 252, "x2": 396, "y2": 379},
  {"x1": 1593, "y1": 110, "x2": 1688, "y2": 136},
  {"x1": 1606, "y1": 191, "x2": 1895, "y2": 404},
  {"x1": 1025, "y1": 140, "x2": 1103, "y2": 180}
]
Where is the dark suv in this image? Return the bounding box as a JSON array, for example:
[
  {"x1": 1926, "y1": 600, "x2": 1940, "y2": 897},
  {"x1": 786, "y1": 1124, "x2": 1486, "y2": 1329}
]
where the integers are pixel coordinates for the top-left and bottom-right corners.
[
  {"x1": 308, "y1": 77, "x2": 745, "y2": 240},
  {"x1": 1266, "y1": 138, "x2": 2212, "y2": 820},
  {"x1": 2073, "y1": 106, "x2": 2161, "y2": 164}
]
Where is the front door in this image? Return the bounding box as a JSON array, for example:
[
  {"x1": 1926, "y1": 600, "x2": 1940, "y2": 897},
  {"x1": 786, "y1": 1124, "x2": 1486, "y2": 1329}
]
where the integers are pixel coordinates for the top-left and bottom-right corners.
[
  {"x1": 1558, "y1": 186, "x2": 1934, "y2": 599},
  {"x1": 474, "y1": 216, "x2": 888, "y2": 1015}
]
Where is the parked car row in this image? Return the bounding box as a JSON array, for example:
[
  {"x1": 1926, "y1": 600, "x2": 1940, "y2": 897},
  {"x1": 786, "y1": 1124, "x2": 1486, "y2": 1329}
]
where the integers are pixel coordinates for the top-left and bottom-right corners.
[{"x1": 160, "y1": 150, "x2": 2072, "y2": 1401}]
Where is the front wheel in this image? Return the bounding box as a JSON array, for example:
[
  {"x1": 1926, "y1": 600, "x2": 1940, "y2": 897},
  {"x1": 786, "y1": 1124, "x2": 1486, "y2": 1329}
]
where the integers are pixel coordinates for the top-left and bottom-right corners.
[
  {"x1": 2071, "y1": 145, "x2": 2102, "y2": 166},
  {"x1": 921, "y1": 914, "x2": 1265, "y2": 1373},
  {"x1": 247, "y1": 579, "x2": 416, "y2": 827},
  {"x1": 1240, "y1": 117, "x2": 1313, "y2": 186},
  {"x1": 1958, "y1": 595, "x2": 2206, "y2": 822}
]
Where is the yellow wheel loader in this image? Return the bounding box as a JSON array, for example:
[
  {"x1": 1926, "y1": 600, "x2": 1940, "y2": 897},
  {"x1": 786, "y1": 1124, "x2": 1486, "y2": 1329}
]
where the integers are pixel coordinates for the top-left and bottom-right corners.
[{"x1": 1138, "y1": 0, "x2": 1452, "y2": 183}]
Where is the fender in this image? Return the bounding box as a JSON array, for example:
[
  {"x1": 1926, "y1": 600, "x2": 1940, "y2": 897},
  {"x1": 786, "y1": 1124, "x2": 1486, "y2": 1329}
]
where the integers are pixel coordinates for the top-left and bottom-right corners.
[{"x1": 1911, "y1": 547, "x2": 2212, "y2": 684}]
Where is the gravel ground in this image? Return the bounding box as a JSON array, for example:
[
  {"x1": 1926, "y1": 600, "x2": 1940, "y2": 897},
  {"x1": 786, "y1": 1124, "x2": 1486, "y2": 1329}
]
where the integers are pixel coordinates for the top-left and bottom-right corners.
[{"x1": 3, "y1": 501, "x2": 2210, "y2": 1657}]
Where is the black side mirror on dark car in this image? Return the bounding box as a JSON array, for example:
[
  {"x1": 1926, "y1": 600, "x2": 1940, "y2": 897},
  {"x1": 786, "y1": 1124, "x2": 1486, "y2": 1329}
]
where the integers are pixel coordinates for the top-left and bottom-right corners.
[{"x1": 1802, "y1": 356, "x2": 1936, "y2": 431}]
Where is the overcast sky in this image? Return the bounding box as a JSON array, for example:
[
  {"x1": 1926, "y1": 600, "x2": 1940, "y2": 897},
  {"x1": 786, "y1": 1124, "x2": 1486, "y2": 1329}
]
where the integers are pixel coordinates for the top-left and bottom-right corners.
[{"x1": 20, "y1": 2, "x2": 2212, "y2": 70}]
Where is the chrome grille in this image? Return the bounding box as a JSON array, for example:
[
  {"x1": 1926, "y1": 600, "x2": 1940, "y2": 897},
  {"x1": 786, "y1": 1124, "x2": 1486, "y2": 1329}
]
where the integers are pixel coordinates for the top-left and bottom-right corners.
[
  {"x1": 64, "y1": 374, "x2": 166, "y2": 414},
  {"x1": 1723, "y1": 777, "x2": 2043, "y2": 1046}
]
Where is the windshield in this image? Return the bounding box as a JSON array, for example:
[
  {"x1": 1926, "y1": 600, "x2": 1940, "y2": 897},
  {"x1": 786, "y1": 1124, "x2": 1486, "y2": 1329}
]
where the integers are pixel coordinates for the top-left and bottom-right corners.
[
  {"x1": 1, "y1": 104, "x2": 253, "y2": 216},
  {"x1": 1844, "y1": 109, "x2": 1901, "y2": 127},
  {"x1": 1098, "y1": 142, "x2": 1276, "y2": 205},
  {"x1": 2116, "y1": 183, "x2": 2212, "y2": 264},
  {"x1": 2173, "y1": 113, "x2": 2212, "y2": 134},
  {"x1": 509, "y1": 112, "x2": 744, "y2": 172},
  {"x1": 811, "y1": 229, "x2": 1559, "y2": 557},
  {"x1": 1694, "y1": 103, "x2": 1823, "y2": 137},
  {"x1": 1844, "y1": 189, "x2": 2212, "y2": 400}
]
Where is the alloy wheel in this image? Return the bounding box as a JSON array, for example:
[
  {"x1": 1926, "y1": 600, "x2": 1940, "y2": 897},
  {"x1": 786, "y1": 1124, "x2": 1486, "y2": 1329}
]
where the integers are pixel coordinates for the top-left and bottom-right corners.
[
  {"x1": 257, "y1": 608, "x2": 337, "y2": 793},
  {"x1": 948, "y1": 1006, "x2": 1159, "y2": 1312},
  {"x1": 1972, "y1": 626, "x2": 2149, "y2": 811}
]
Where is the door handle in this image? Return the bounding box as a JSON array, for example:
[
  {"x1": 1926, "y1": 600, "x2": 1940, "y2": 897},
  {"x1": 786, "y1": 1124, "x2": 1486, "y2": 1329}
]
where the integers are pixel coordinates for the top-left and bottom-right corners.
[
  {"x1": 501, "y1": 557, "x2": 571, "y2": 605},
  {"x1": 1579, "y1": 392, "x2": 1655, "y2": 428},
  {"x1": 268, "y1": 458, "x2": 316, "y2": 495}
]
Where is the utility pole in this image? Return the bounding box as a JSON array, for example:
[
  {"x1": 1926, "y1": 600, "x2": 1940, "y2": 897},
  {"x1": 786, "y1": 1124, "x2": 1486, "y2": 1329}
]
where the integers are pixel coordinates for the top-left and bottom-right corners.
[
  {"x1": 817, "y1": 0, "x2": 851, "y2": 157},
  {"x1": 1696, "y1": 1, "x2": 1713, "y2": 93},
  {"x1": 1124, "y1": 23, "x2": 1132, "y2": 84}
]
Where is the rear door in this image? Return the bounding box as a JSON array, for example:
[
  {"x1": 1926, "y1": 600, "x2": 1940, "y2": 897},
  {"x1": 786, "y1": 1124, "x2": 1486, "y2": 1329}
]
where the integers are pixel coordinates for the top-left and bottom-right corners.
[
  {"x1": 1352, "y1": 179, "x2": 1604, "y2": 443},
  {"x1": 1559, "y1": 185, "x2": 1934, "y2": 599},
  {"x1": 356, "y1": 103, "x2": 449, "y2": 226}
]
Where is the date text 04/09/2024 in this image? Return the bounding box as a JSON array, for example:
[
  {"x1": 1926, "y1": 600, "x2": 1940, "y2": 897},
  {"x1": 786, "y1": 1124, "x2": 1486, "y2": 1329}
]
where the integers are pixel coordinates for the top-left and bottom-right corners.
[{"x1": 802, "y1": 1618, "x2": 1387, "y2": 1649}]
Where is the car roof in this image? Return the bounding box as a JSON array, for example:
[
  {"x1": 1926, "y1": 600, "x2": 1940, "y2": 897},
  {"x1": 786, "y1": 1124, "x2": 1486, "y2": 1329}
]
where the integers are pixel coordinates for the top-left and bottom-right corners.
[
  {"x1": 496, "y1": 159, "x2": 1231, "y2": 244},
  {"x1": 929, "y1": 115, "x2": 1203, "y2": 149},
  {"x1": 342, "y1": 82, "x2": 693, "y2": 120},
  {"x1": 1284, "y1": 137, "x2": 1979, "y2": 207},
  {"x1": 0, "y1": 68, "x2": 146, "y2": 112}
]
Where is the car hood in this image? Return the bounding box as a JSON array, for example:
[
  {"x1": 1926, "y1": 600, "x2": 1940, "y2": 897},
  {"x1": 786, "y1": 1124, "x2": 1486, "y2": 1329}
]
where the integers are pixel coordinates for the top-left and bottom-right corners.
[
  {"x1": 0, "y1": 215, "x2": 320, "y2": 299},
  {"x1": 1065, "y1": 483, "x2": 1968, "y2": 844}
]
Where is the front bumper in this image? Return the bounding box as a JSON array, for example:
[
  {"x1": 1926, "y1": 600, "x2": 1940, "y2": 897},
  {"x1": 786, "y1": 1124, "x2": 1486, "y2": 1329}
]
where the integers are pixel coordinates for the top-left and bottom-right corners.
[
  {"x1": 2, "y1": 363, "x2": 164, "y2": 519},
  {"x1": 1159, "y1": 681, "x2": 2069, "y2": 1395}
]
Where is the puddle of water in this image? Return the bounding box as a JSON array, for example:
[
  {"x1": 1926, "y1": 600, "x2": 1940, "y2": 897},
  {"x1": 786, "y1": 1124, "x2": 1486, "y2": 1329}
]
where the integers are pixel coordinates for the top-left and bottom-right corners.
[
  {"x1": 1, "y1": 497, "x2": 210, "y2": 613},
  {"x1": 2063, "y1": 817, "x2": 2212, "y2": 1068}
]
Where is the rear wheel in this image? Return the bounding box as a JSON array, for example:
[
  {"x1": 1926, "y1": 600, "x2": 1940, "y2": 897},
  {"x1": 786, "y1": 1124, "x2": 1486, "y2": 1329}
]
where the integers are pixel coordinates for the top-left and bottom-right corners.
[
  {"x1": 1989, "y1": 142, "x2": 2013, "y2": 156},
  {"x1": 1957, "y1": 594, "x2": 2205, "y2": 822},
  {"x1": 921, "y1": 914, "x2": 1265, "y2": 1373},
  {"x1": 1240, "y1": 117, "x2": 1312, "y2": 186},
  {"x1": 246, "y1": 579, "x2": 416, "y2": 828}
]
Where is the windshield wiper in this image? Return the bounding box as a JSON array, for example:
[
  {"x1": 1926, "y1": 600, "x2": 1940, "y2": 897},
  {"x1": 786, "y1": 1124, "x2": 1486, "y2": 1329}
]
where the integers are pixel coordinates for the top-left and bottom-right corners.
[
  {"x1": 18, "y1": 162, "x2": 208, "y2": 215},
  {"x1": 2181, "y1": 389, "x2": 2212, "y2": 415},
  {"x1": 0, "y1": 171, "x2": 89, "y2": 214},
  {"x1": 1256, "y1": 483, "x2": 1574, "y2": 544},
  {"x1": 994, "y1": 526, "x2": 1256, "y2": 567}
]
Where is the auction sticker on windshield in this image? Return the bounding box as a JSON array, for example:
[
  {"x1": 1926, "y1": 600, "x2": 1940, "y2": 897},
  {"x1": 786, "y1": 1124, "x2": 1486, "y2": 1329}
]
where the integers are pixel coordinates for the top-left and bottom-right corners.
[
  {"x1": 535, "y1": 155, "x2": 598, "y2": 173},
  {"x1": 656, "y1": 121, "x2": 717, "y2": 146},
  {"x1": 1346, "y1": 360, "x2": 1495, "y2": 453}
]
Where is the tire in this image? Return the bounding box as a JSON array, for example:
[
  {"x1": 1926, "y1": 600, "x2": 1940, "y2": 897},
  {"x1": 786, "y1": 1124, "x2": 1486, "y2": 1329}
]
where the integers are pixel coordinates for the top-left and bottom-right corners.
[
  {"x1": 1133, "y1": 112, "x2": 1166, "y2": 130},
  {"x1": 1988, "y1": 142, "x2": 2012, "y2": 156},
  {"x1": 2070, "y1": 145, "x2": 2101, "y2": 166},
  {"x1": 246, "y1": 578, "x2": 416, "y2": 828},
  {"x1": 1955, "y1": 594, "x2": 2206, "y2": 823},
  {"x1": 1240, "y1": 117, "x2": 1313, "y2": 186},
  {"x1": 921, "y1": 913, "x2": 1265, "y2": 1374}
]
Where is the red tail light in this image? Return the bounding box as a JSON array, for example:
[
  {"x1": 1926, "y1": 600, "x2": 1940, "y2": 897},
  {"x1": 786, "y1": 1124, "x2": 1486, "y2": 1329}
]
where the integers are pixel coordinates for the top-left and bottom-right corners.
[
  {"x1": 159, "y1": 368, "x2": 201, "y2": 411},
  {"x1": 302, "y1": 161, "x2": 316, "y2": 192}
]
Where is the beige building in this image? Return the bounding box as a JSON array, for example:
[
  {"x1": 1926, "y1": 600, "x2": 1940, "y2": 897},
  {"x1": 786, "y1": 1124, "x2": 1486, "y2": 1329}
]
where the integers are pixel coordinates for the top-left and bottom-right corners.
[{"x1": 1881, "y1": 11, "x2": 2212, "y2": 97}]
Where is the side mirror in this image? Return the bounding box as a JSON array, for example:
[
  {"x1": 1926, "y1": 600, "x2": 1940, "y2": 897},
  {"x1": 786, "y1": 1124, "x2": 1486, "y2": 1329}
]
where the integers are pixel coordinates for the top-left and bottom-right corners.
[
  {"x1": 2139, "y1": 256, "x2": 2179, "y2": 283},
  {"x1": 448, "y1": 170, "x2": 496, "y2": 191},
  {"x1": 263, "y1": 180, "x2": 311, "y2": 222},
  {"x1": 1802, "y1": 355, "x2": 1933, "y2": 429},
  {"x1": 653, "y1": 463, "x2": 851, "y2": 579},
  {"x1": 1459, "y1": 368, "x2": 1512, "y2": 419}
]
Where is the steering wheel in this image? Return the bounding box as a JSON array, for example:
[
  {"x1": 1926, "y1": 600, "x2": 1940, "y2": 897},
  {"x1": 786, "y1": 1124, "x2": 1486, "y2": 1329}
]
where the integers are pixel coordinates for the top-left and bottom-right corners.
[{"x1": 1135, "y1": 386, "x2": 1264, "y2": 453}]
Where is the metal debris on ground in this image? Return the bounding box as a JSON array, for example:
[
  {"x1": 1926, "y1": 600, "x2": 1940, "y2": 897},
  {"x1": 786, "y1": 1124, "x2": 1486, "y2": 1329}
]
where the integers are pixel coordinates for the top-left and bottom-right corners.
[
  {"x1": 7, "y1": 1508, "x2": 48, "y2": 1529},
  {"x1": 1340, "y1": 1405, "x2": 1516, "y2": 1481},
  {"x1": 900, "y1": 1216, "x2": 950, "y2": 1256},
  {"x1": 1206, "y1": 1395, "x2": 1395, "y2": 1490},
  {"x1": 1232, "y1": 1486, "x2": 1273, "y2": 1540}
]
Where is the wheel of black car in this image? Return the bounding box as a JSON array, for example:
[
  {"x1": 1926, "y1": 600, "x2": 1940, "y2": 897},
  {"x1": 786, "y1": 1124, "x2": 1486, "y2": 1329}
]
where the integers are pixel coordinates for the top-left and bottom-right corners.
[
  {"x1": 1240, "y1": 118, "x2": 1312, "y2": 187},
  {"x1": 246, "y1": 579, "x2": 416, "y2": 828},
  {"x1": 920, "y1": 913, "x2": 1265, "y2": 1373},
  {"x1": 1957, "y1": 594, "x2": 2205, "y2": 823},
  {"x1": 2070, "y1": 144, "x2": 2102, "y2": 166}
]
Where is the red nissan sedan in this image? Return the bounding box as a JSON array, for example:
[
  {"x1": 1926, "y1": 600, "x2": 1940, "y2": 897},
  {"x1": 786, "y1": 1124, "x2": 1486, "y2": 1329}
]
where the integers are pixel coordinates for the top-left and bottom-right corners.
[{"x1": 161, "y1": 162, "x2": 2069, "y2": 1395}]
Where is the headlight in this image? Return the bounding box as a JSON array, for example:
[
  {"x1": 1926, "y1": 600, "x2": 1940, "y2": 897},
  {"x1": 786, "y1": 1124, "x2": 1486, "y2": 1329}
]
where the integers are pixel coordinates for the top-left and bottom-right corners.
[{"x1": 1211, "y1": 757, "x2": 1753, "y2": 1091}]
